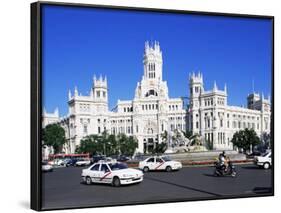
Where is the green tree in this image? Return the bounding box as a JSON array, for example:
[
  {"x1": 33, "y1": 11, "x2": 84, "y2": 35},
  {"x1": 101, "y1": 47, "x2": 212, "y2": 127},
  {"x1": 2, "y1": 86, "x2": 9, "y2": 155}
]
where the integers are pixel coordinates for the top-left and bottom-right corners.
[
  {"x1": 42, "y1": 123, "x2": 66, "y2": 154},
  {"x1": 153, "y1": 142, "x2": 167, "y2": 154},
  {"x1": 118, "y1": 134, "x2": 138, "y2": 156},
  {"x1": 261, "y1": 132, "x2": 271, "y2": 149},
  {"x1": 76, "y1": 134, "x2": 102, "y2": 155},
  {"x1": 231, "y1": 128, "x2": 261, "y2": 153},
  {"x1": 76, "y1": 133, "x2": 138, "y2": 156}
]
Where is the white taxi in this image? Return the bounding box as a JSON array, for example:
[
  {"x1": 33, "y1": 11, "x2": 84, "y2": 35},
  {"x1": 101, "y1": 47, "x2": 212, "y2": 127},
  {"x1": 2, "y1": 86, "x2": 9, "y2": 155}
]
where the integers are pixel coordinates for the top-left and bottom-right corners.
[
  {"x1": 75, "y1": 158, "x2": 91, "y2": 167},
  {"x1": 81, "y1": 161, "x2": 143, "y2": 186},
  {"x1": 139, "y1": 156, "x2": 182, "y2": 172},
  {"x1": 254, "y1": 151, "x2": 272, "y2": 169}
]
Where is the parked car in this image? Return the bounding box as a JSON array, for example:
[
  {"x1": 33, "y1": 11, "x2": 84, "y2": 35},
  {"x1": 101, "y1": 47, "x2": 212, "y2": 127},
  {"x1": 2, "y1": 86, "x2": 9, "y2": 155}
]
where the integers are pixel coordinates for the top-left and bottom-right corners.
[
  {"x1": 254, "y1": 151, "x2": 272, "y2": 169},
  {"x1": 81, "y1": 161, "x2": 143, "y2": 186},
  {"x1": 117, "y1": 155, "x2": 131, "y2": 162},
  {"x1": 75, "y1": 158, "x2": 91, "y2": 167},
  {"x1": 64, "y1": 158, "x2": 78, "y2": 167},
  {"x1": 139, "y1": 156, "x2": 182, "y2": 172},
  {"x1": 91, "y1": 155, "x2": 106, "y2": 164},
  {"x1": 246, "y1": 150, "x2": 264, "y2": 158},
  {"x1": 42, "y1": 161, "x2": 53, "y2": 172},
  {"x1": 48, "y1": 159, "x2": 64, "y2": 166}
]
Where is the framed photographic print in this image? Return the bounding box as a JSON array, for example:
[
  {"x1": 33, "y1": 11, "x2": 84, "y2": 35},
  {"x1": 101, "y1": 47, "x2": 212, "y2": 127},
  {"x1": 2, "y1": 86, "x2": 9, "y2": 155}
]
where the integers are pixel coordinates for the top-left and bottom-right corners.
[{"x1": 31, "y1": 1, "x2": 274, "y2": 211}]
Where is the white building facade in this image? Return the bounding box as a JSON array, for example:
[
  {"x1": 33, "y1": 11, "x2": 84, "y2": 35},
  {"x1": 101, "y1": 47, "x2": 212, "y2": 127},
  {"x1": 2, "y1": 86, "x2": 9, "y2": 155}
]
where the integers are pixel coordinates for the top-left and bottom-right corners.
[{"x1": 43, "y1": 41, "x2": 271, "y2": 154}]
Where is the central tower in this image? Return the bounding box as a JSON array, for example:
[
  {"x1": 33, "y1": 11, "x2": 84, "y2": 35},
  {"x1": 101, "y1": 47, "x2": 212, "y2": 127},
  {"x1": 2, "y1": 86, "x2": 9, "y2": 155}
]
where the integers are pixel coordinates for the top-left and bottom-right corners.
[
  {"x1": 134, "y1": 41, "x2": 168, "y2": 99},
  {"x1": 143, "y1": 41, "x2": 163, "y2": 82}
]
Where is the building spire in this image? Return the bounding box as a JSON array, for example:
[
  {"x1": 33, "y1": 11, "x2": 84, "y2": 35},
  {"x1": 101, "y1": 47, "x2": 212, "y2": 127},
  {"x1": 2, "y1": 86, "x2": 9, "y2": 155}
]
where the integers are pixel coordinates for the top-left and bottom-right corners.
[
  {"x1": 74, "y1": 86, "x2": 78, "y2": 97},
  {"x1": 54, "y1": 107, "x2": 59, "y2": 117},
  {"x1": 252, "y1": 78, "x2": 255, "y2": 94},
  {"x1": 268, "y1": 94, "x2": 271, "y2": 101},
  {"x1": 68, "y1": 89, "x2": 72, "y2": 100},
  {"x1": 213, "y1": 81, "x2": 218, "y2": 91},
  {"x1": 224, "y1": 83, "x2": 227, "y2": 93}
]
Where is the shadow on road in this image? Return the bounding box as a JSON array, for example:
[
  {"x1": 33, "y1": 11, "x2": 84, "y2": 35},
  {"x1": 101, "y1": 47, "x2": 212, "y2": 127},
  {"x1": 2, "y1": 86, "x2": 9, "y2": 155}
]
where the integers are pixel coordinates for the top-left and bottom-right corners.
[
  {"x1": 145, "y1": 176, "x2": 222, "y2": 197},
  {"x1": 203, "y1": 173, "x2": 237, "y2": 178},
  {"x1": 241, "y1": 166, "x2": 263, "y2": 170},
  {"x1": 252, "y1": 187, "x2": 273, "y2": 194},
  {"x1": 203, "y1": 174, "x2": 216, "y2": 177},
  {"x1": 79, "y1": 181, "x2": 141, "y2": 188}
]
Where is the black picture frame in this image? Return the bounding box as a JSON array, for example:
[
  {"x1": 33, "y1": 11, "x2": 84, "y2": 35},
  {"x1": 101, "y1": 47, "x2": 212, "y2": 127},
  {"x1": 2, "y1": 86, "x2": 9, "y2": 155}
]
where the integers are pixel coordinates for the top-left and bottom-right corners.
[{"x1": 31, "y1": 1, "x2": 274, "y2": 211}]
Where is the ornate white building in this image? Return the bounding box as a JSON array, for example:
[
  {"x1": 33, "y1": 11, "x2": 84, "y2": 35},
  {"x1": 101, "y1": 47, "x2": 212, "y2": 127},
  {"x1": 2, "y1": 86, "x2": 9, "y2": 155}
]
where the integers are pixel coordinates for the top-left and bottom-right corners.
[{"x1": 43, "y1": 41, "x2": 271, "y2": 154}]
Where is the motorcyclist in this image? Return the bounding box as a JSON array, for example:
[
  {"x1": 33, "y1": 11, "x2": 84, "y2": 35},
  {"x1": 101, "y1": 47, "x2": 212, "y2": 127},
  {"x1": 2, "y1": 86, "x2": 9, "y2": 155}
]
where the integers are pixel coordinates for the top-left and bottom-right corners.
[{"x1": 218, "y1": 151, "x2": 227, "y2": 172}]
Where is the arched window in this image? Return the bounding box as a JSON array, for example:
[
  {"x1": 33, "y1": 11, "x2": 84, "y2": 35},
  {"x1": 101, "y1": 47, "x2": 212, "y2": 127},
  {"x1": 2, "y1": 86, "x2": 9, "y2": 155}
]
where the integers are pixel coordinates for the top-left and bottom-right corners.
[
  {"x1": 145, "y1": 89, "x2": 158, "y2": 97},
  {"x1": 147, "y1": 128, "x2": 153, "y2": 134}
]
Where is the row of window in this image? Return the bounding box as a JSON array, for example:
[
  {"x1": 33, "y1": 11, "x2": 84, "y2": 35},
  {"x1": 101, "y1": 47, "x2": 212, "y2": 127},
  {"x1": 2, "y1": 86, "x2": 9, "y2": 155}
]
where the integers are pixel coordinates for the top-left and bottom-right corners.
[
  {"x1": 79, "y1": 104, "x2": 90, "y2": 112},
  {"x1": 111, "y1": 119, "x2": 132, "y2": 124},
  {"x1": 195, "y1": 112, "x2": 261, "y2": 121},
  {"x1": 169, "y1": 116, "x2": 185, "y2": 121},
  {"x1": 217, "y1": 98, "x2": 225, "y2": 106},
  {"x1": 169, "y1": 105, "x2": 180, "y2": 111},
  {"x1": 170, "y1": 124, "x2": 184, "y2": 131},
  {"x1": 148, "y1": 72, "x2": 156, "y2": 78},
  {"x1": 123, "y1": 107, "x2": 133, "y2": 113},
  {"x1": 190, "y1": 86, "x2": 201, "y2": 94},
  {"x1": 148, "y1": 63, "x2": 156, "y2": 71},
  {"x1": 204, "y1": 132, "x2": 230, "y2": 146},
  {"x1": 142, "y1": 104, "x2": 158, "y2": 111},
  {"x1": 96, "y1": 90, "x2": 106, "y2": 98},
  {"x1": 111, "y1": 126, "x2": 133, "y2": 135}
]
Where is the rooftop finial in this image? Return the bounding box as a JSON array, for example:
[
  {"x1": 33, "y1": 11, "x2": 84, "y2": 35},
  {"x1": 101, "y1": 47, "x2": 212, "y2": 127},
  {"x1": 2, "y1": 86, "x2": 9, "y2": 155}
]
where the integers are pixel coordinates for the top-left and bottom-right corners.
[
  {"x1": 268, "y1": 94, "x2": 271, "y2": 101},
  {"x1": 74, "y1": 86, "x2": 78, "y2": 96},
  {"x1": 68, "y1": 89, "x2": 71, "y2": 100},
  {"x1": 54, "y1": 107, "x2": 59, "y2": 117},
  {"x1": 224, "y1": 83, "x2": 227, "y2": 93},
  {"x1": 252, "y1": 78, "x2": 255, "y2": 94},
  {"x1": 213, "y1": 81, "x2": 218, "y2": 91}
]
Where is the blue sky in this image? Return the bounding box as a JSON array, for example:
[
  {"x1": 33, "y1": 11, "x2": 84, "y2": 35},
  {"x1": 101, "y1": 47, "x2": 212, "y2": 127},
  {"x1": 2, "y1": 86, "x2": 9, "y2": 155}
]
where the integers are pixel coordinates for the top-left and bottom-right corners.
[{"x1": 42, "y1": 5, "x2": 272, "y2": 116}]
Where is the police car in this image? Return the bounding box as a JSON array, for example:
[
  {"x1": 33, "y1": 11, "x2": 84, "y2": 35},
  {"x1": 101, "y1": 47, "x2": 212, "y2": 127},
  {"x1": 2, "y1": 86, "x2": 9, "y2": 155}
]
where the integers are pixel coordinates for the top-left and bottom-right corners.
[
  {"x1": 81, "y1": 161, "x2": 143, "y2": 186},
  {"x1": 139, "y1": 156, "x2": 182, "y2": 172}
]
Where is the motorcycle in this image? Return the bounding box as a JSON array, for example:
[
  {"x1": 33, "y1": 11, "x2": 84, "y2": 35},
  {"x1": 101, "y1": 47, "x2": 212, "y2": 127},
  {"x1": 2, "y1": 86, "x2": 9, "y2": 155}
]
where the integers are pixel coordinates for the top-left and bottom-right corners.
[{"x1": 214, "y1": 160, "x2": 237, "y2": 177}]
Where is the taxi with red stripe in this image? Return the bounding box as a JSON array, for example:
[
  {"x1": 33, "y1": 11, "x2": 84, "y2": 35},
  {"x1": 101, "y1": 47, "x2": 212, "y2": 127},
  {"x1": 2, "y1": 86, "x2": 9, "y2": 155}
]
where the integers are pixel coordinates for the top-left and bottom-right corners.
[
  {"x1": 139, "y1": 156, "x2": 182, "y2": 172},
  {"x1": 81, "y1": 161, "x2": 143, "y2": 186}
]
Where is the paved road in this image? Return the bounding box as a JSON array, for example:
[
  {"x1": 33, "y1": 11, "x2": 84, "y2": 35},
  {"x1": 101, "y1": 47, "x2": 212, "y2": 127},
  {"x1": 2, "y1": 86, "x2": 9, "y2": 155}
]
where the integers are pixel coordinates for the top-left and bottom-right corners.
[{"x1": 42, "y1": 164, "x2": 272, "y2": 210}]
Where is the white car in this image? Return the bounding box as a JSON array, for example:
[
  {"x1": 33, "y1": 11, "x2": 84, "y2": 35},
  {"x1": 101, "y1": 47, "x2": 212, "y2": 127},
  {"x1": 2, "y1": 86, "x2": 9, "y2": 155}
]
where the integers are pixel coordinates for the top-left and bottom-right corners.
[
  {"x1": 42, "y1": 162, "x2": 53, "y2": 172},
  {"x1": 139, "y1": 156, "x2": 182, "y2": 172},
  {"x1": 75, "y1": 158, "x2": 91, "y2": 166},
  {"x1": 81, "y1": 161, "x2": 143, "y2": 186},
  {"x1": 255, "y1": 151, "x2": 272, "y2": 169},
  {"x1": 48, "y1": 159, "x2": 64, "y2": 166}
]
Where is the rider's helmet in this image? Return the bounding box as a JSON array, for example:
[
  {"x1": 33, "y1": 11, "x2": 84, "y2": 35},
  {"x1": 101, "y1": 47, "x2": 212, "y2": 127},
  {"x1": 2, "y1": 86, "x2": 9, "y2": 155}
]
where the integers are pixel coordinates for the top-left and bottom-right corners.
[{"x1": 222, "y1": 151, "x2": 226, "y2": 157}]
